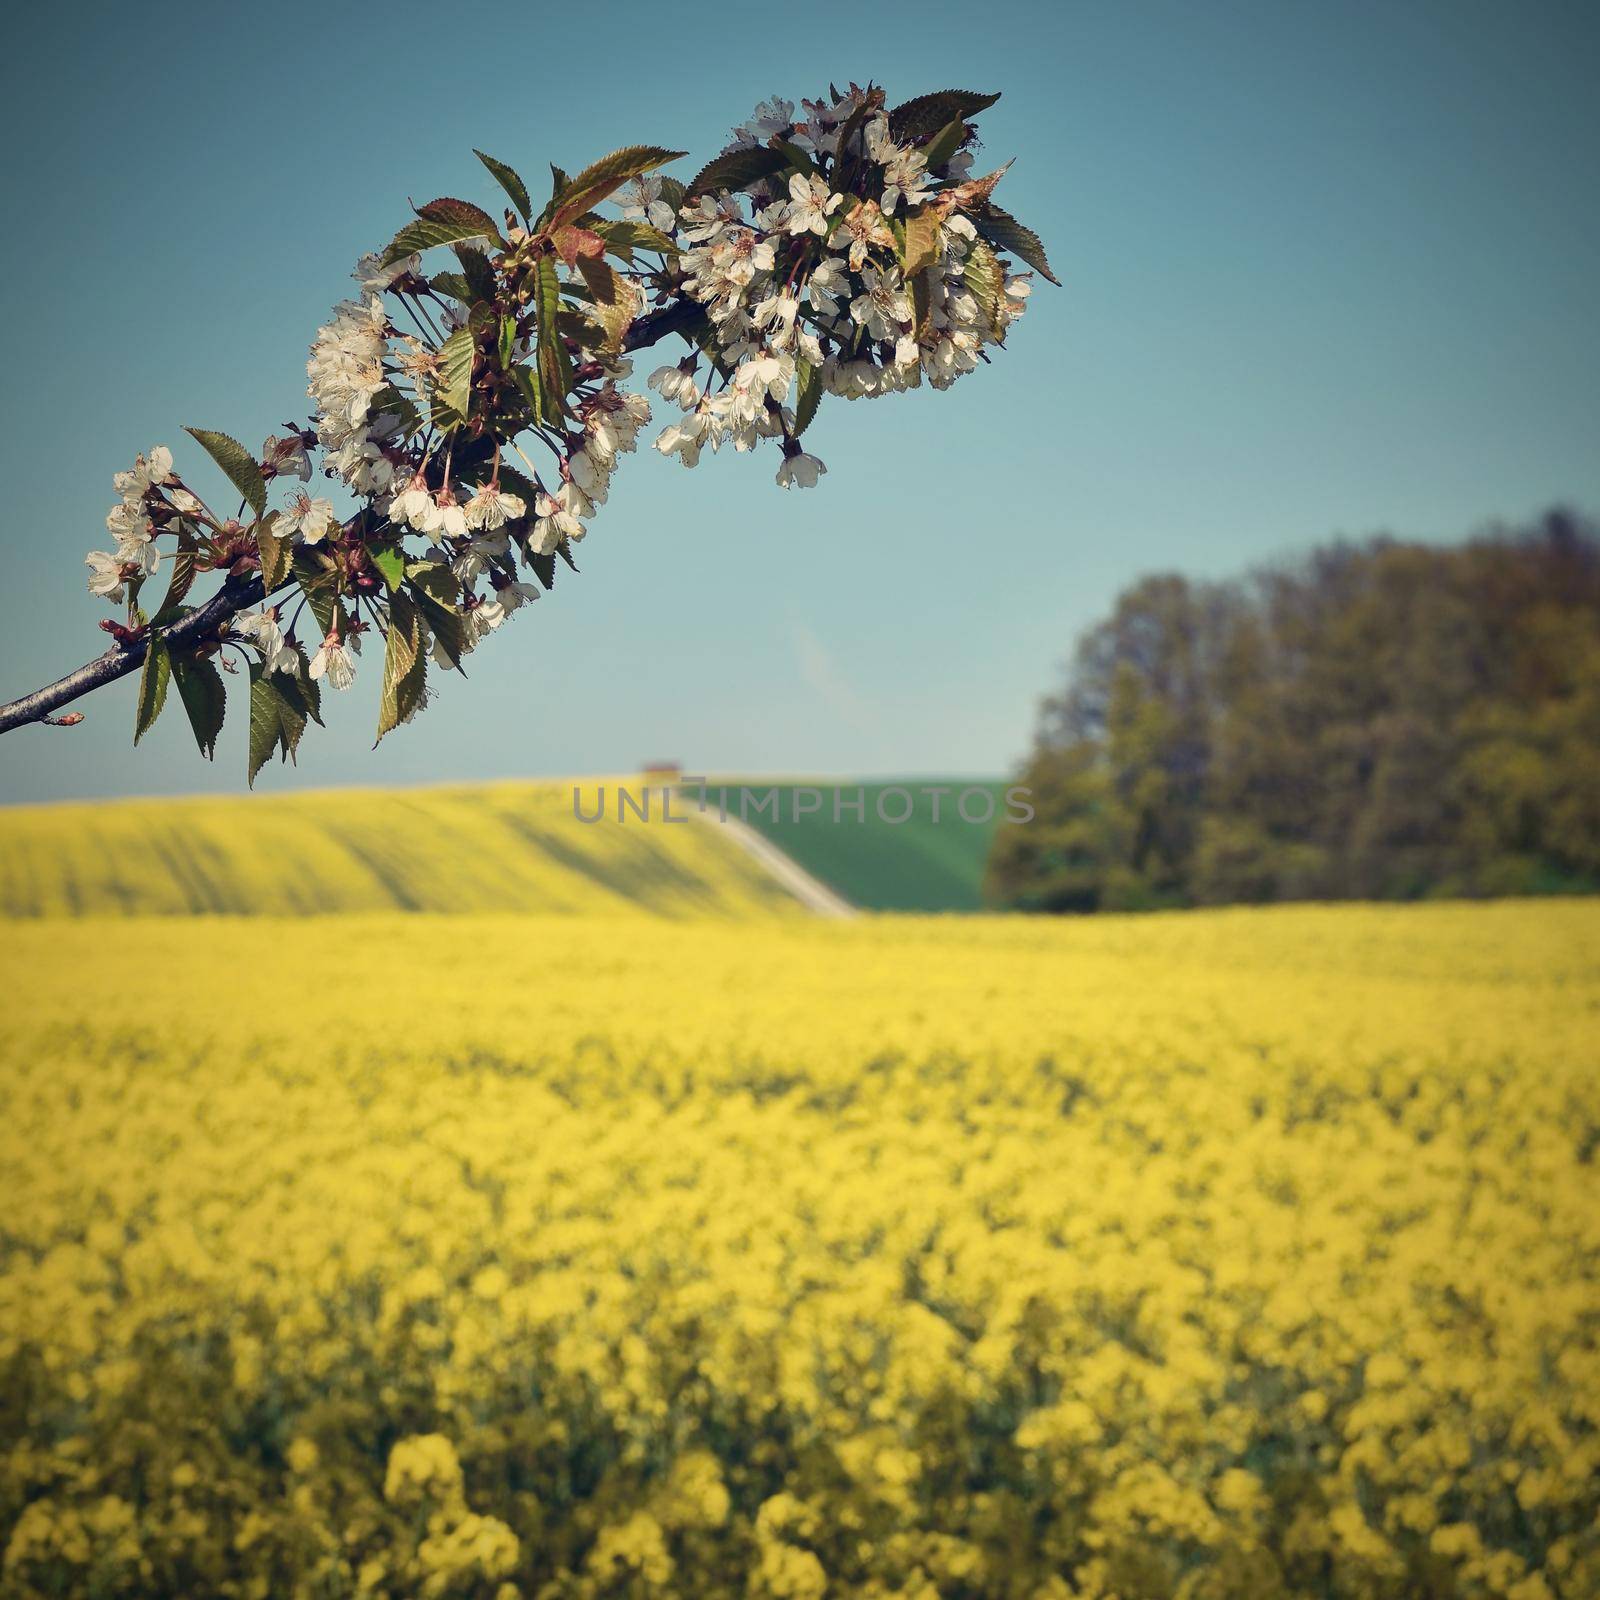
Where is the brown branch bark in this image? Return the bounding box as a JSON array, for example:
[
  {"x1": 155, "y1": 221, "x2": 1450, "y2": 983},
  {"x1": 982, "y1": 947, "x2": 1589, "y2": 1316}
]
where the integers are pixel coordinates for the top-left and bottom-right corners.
[{"x1": 0, "y1": 575, "x2": 264, "y2": 735}]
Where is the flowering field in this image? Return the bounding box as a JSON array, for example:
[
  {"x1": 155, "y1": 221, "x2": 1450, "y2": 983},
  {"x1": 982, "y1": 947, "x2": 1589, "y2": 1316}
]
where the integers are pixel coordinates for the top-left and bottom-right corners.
[
  {"x1": 0, "y1": 782, "x2": 799, "y2": 919},
  {"x1": 2, "y1": 901, "x2": 1598, "y2": 1599}
]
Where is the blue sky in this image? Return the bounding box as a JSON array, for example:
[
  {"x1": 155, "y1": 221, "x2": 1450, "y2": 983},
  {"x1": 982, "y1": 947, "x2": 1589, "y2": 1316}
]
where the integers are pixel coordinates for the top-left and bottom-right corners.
[{"x1": 1, "y1": 0, "x2": 1596, "y2": 803}]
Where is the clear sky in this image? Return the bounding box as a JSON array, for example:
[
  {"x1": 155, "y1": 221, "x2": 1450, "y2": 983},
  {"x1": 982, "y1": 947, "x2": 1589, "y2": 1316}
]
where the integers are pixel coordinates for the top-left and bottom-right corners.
[{"x1": 1, "y1": 0, "x2": 1596, "y2": 803}]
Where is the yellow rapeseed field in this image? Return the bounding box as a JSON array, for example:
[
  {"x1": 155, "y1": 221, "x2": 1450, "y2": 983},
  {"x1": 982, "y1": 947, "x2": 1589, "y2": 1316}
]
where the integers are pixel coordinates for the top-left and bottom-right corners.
[
  {"x1": 2, "y1": 900, "x2": 1598, "y2": 1599},
  {"x1": 0, "y1": 782, "x2": 799, "y2": 918}
]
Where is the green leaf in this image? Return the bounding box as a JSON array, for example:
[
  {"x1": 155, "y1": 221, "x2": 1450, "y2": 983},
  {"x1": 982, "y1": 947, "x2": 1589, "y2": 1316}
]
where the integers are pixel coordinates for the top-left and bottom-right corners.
[
  {"x1": 370, "y1": 385, "x2": 425, "y2": 438},
  {"x1": 963, "y1": 236, "x2": 1008, "y2": 337},
  {"x1": 527, "y1": 550, "x2": 558, "y2": 590},
  {"x1": 888, "y1": 89, "x2": 1000, "y2": 142},
  {"x1": 376, "y1": 589, "x2": 428, "y2": 745},
  {"x1": 910, "y1": 269, "x2": 934, "y2": 341},
  {"x1": 773, "y1": 138, "x2": 816, "y2": 176},
  {"x1": 247, "y1": 662, "x2": 316, "y2": 785},
  {"x1": 793, "y1": 358, "x2": 824, "y2": 439},
  {"x1": 156, "y1": 527, "x2": 199, "y2": 615},
  {"x1": 920, "y1": 115, "x2": 970, "y2": 173},
  {"x1": 247, "y1": 663, "x2": 279, "y2": 785},
  {"x1": 656, "y1": 177, "x2": 687, "y2": 213},
  {"x1": 510, "y1": 363, "x2": 543, "y2": 426},
  {"x1": 430, "y1": 272, "x2": 472, "y2": 301},
  {"x1": 437, "y1": 325, "x2": 476, "y2": 424},
  {"x1": 474, "y1": 149, "x2": 531, "y2": 220},
  {"x1": 373, "y1": 544, "x2": 406, "y2": 592},
  {"x1": 972, "y1": 202, "x2": 1060, "y2": 285},
  {"x1": 546, "y1": 145, "x2": 685, "y2": 235},
  {"x1": 256, "y1": 509, "x2": 292, "y2": 591},
  {"x1": 417, "y1": 196, "x2": 504, "y2": 242},
  {"x1": 406, "y1": 563, "x2": 466, "y2": 672},
  {"x1": 898, "y1": 207, "x2": 942, "y2": 277},
  {"x1": 592, "y1": 218, "x2": 680, "y2": 261},
  {"x1": 535, "y1": 255, "x2": 569, "y2": 419},
  {"x1": 575, "y1": 256, "x2": 637, "y2": 353},
  {"x1": 455, "y1": 245, "x2": 497, "y2": 305},
  {"x1": 685, "y1": 145, "x2": 789, "y2": 198},
  {"x1": 169, "y1": 651, "x2": 226, "y2": 759},
  {"x1": 382, "y1": 199, "x2": 501, "y2": 266},
  {"x1": 183, "y1": 427, "x2": 266, "y2": 519},
  {"x1": 291, "y1": 553, "x2": 339, "y2": 639},
  {"x1": 134, "y1": 636, "x2": 170, "y2": 744}
]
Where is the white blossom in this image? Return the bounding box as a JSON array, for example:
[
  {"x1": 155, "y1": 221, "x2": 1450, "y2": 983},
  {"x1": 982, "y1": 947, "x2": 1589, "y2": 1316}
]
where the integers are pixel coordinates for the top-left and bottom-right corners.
[
  {"x1": 309, "y1": 634, "x2": 357, "y2": 691},
  {"x1": 355, "y1": 251, "x2": 421, "y2": 293},
  {"x1": 776, "y1": 451, "x2": 827, "y2": 489},
  {"x1": 463, "y1": 485, "x2": 527, "y2": 531},
  {"x1": 232, "y1": 608, "x2": 297, "y2": 674},
  {"x1": 648, "y1": 364, "x2": 701, "y2": 410},
  {"x1": 618, "y1": 176, "x2": 676, "y2": 233},
  {"x1": 277, "y1": 492, "x2": 337, "y2": 545},
  {"x1": 85, "y1": 551, "x2": 125, "y2": 601},
  {"x1": 263, "y1": 433, "x2": 312, "y2": 481},
  {"x1": 783, "y1": 172, "x2": 842, "y2": 237}
]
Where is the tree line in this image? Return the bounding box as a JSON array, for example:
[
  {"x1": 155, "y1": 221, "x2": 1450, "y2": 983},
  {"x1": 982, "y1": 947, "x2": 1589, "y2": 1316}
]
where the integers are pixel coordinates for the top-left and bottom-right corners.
[{"x1": 987, "y1": 509, "x2": 1600, "y2": 911}]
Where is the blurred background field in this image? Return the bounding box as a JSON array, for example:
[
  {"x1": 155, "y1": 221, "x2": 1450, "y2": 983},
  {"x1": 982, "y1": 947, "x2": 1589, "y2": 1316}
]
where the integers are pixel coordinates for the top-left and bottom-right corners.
[
  {"x1": 0, "y1": 782, "x2": 801, "y2": 920},
  {"x1": 3, "y1": 894, "x2": 1598, "y2": 1598}
]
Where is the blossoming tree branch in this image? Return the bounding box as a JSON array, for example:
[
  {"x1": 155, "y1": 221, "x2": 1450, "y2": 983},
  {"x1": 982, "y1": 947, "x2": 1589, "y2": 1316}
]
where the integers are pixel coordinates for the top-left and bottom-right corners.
[{"x1": 0, "y1": 86, "x2": 1053, "y2": 779}]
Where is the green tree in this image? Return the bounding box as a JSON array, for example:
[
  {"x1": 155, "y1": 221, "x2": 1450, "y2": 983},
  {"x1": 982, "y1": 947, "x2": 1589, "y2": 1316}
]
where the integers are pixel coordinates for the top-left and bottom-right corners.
[{"x1": 988, "y1": 510, "x2": 1600, "y2": 911}]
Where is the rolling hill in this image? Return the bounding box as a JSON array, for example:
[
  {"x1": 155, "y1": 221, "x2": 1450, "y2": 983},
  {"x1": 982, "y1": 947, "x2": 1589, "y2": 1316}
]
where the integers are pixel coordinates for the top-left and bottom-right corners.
[
  {"x1": 0, "y1": 780, "x2": 804, "y2": 919},
  {"x1": 724, "y1": 779, "x2": 1011, "y2": 912}
]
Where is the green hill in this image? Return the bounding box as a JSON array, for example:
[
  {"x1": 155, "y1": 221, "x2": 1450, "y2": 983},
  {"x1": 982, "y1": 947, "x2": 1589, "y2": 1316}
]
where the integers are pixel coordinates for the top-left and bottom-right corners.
[{"x1": 725, "y1": 779, "x2": 1011, "y2": 912}]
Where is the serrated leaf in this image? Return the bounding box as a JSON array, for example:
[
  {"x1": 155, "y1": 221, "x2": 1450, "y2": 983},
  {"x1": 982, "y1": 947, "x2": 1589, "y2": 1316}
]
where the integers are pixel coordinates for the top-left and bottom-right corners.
[
  {"x1": 156, "y1": 527, "x2": 199, "y2": 615},
  {"x1": 921, "y1": 115, "x2": 970, "y2": 173},
  {"x1": 256, "y1": 509, "x2": 292, "y2": 591},
  {"x1": 592, "y1": 218, "x2": 680, "y2": 261},
  {"x1": 527, "y1": 549, "x2": 557, "y2": 591},
  {"x1": 972, "y1": 202, "x2": 1060, "y2": 285},
  {"x1": 575, "y1": 256, "x2": 638, "y2": 354},
  {"x1": 454, "y1": 245, "x2": 498, "y2": 306},
  {"x1": 546, "y1": 145, "x2": 685, "y2": 235},
  {"x1": 430, "y1": 271, "x2": 472, "y2": 301},
  {"x1": 437, "y1": 325, "x2": 476, "y2": 424},
  {"x1": 474, "y1": 149, "x2": 531, "y2": 220},
  {"x1": 773, "y1": 139, "x2": 816, "y2": 176},
  {"x1": 292, "y1": 554, "x2": 339, "y2": 639},
  {"x1": 376, "y1": 589, "x2": 428, "y2": 745},
  {"x1": 535, "y1": 255, "x2": 569, "y2": 419},
  {"x1": 656, "y1": 177, "x2": 687, "y2": 212},
  {"x1": 290, "y1": 649, "x2": 323, "y2": 728},
  {"x1": 963, "y1": 237, "x2": 1007, "y2": 337},
  {"x1": 510, "y1": 363, "x2": 543, "y2": 425},
  {"x1": 416, "y1": 196, "x2": 504, "y2": 242},
  {"x1": 169, "y1": 651, "x2": 226, "y2": 760},
  {"x1": 910, "y1": 269, "x2": 934, "y2": 341},
  {"x1": 183, "y1": 428, "x2": 266, "y2": 519},
  {"x1": 685, "y1": 145, "x2": 789, "y2": 198},
  {"x1": 370, "y1": 385, "x2": 424, "y2": 438},
  {"x1": 407, "y1": 578, "x2": 467, "y2": 672},
  {"x1": 793, "y1": 358, "x2": 823, "y2": 439},
  {"x1": 247, "y1": 663, "x2": 279, "y2": 785},
  {"x1": 134, "y1": 636, "x2": 170, "y2": 744},
  {"x1": 373, "y1": 544, "x2": 406, "y2": 592},
  {"x1": 552, "y1": 225, "x2": 605, "y2": 267},
  {"x1": 888, "y1": 89, "x2": 1001, "y2": 142},
  {"x1": 248, "y1": 662, "x2": 316, "y2": 784},
  {"x1": 383, "y1": 210, "x2": 498, "y2": 266},
  {"x1": 898, "y1": 207, "x2": 942, "y2": 277}
]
